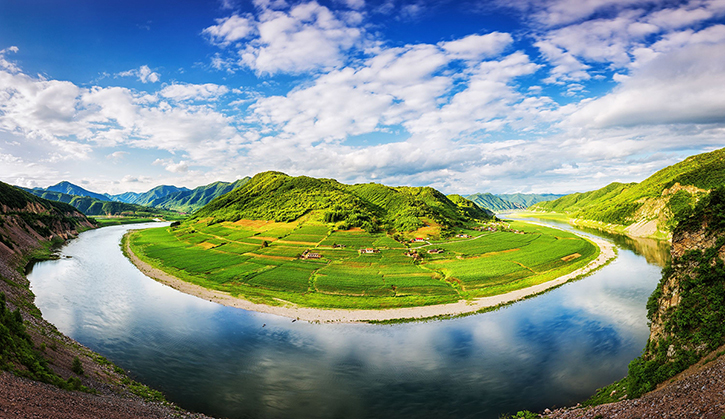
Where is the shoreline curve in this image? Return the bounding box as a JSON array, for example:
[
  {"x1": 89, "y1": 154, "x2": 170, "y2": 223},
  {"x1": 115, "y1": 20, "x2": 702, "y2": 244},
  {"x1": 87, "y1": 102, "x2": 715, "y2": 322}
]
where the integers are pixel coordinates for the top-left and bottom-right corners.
[{"x1": 123, "y1": 230, "x2": 616, "y2": 323}]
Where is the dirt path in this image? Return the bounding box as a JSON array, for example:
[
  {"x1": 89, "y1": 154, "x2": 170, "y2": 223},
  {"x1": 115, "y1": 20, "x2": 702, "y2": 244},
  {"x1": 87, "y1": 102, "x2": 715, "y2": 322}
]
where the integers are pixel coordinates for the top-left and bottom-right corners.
[{"x1": 124, "y1": 229, "x2": 616, "y2": 323}]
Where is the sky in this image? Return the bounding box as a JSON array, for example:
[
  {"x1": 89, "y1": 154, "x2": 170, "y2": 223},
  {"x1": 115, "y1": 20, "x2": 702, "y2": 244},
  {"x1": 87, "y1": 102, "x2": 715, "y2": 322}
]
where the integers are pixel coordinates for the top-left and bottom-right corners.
[{"x1": 1, "y1": 0, "x2": 725, "y2": 195}]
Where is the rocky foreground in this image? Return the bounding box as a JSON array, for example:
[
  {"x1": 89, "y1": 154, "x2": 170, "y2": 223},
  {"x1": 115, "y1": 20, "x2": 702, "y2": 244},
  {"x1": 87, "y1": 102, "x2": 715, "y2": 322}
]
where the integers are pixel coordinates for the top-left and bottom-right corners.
[
  {"x1": 0, "y1": 372, "x2": 211, "y2": 419},
  {"x1": 544, "y1": 349, "x2": 725, "y2": 419}
]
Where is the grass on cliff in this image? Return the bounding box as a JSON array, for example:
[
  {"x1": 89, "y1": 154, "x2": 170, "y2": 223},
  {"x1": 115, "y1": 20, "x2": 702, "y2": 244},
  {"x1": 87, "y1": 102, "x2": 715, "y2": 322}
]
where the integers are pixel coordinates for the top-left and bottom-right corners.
[
  {"x1": 127, "y1": 217, "x2": 598, "y2": 310},
  {"x1": 0, "y1": 292, "x2": 92, "y2": 392},
  {"x1": 626, "y1": 187, "x2": 725, "y2": 397}
]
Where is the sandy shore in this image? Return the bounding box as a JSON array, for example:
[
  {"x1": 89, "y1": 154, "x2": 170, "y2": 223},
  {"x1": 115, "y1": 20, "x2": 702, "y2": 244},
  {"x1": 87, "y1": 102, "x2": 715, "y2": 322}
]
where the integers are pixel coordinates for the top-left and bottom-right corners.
[{"x1": 124, "y1": 232, "x2": 616, "y2": 323}]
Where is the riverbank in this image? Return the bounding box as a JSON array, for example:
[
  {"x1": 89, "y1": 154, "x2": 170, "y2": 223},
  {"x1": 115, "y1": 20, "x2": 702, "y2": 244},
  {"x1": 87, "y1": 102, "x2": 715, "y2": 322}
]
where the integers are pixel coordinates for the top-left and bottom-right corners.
[
  {"x1": 0, "y1": 222, "x2": 212, "y2": 418},
  {"x1": 514, "y1": 211, "x2": 672, "y2": 241},
  {"x1": 124, "y1": 229, "x2": 616, "y2": 323}
]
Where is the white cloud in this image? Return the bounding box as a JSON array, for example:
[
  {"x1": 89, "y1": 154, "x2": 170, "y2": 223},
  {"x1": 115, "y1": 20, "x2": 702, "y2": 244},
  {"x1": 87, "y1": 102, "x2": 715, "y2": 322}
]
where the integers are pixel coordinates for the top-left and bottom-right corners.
[
  {"x1": 0, "y1": 46, "x2": 20, "y2": 73},
  {"x1": 159, "y1": 83, "x2": 229, "y2": 101},
  {"x1": 567, "y1": 42, "x2": 725, "y2": 128},
  {"x1": 339, "y1": 0, "x2": 364, "y2": 10},
  {"x1": 153, "y1": 158, "x2": 190, "y2": 173},
  {"x1": 204, "y1": 1, "x2": 364, "y2": 74},
  {"x1": 203, "y1": 14, "x2": 256, "y2": 45},
  {"x1": 439, "y1": 33, "x2": 514, "y2": 61},
  {"x1": 106, "y1": 151, "x2": 128, "y2": 160},
  {"x1": 117, "y1": 65, "x2": 161, "y2": 83}
]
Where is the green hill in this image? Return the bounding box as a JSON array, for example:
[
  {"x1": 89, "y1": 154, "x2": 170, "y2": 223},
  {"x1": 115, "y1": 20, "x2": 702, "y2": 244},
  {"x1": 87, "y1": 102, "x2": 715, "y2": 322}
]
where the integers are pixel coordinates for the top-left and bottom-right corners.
[
  {"x1": 532, "y1": 147, "x2": 725, "y2": 238},
  {"x1": 149, "y1": 178, "x2": 250, "y2": 213},
  {"x1": 22, "y1": 189, "x2": 178, "y2": 218},
  {"x1": 193, "y1": 172, "x2": 491, "y2": 232},
  {"x1": 466, "y1": 193, "x2": 525, "y2": 212},
  {"x1": 107, "y1": 185, "x2": 190, "y2": 206},
  {"x1": 497, "y1": 193, "x2": 564, "y2": 207}
]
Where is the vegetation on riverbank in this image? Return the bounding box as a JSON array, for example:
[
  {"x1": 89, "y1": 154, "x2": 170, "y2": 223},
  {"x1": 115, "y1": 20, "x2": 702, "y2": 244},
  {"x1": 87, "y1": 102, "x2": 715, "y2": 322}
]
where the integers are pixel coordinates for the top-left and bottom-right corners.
[
  {"x1": 531, "y1": 147, "x2": 725, "y2": 239},
  {"x1": 625, "y1": 186, "x2": 725, "y2": 397}
]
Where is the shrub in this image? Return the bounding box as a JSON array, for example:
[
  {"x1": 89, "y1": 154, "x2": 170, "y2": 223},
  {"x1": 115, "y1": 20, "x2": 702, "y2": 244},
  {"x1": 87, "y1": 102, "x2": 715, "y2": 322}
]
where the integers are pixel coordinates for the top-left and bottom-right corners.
[{"x1": 71, "y1": 356, "x2": 84, "y2": 376}]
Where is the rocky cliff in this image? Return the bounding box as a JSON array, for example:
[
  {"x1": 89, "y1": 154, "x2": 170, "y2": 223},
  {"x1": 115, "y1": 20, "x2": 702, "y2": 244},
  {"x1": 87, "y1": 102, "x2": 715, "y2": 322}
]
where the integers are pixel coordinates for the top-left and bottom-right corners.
[{"x1": 627, "y1": 186, "x2": 725, "y2": 397}]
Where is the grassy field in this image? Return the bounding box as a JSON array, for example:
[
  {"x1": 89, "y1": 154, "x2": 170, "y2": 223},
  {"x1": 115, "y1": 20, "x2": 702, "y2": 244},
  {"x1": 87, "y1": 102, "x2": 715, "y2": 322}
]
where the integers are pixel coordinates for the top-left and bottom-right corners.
[{"x1": 127, "y1": 218, "x2": 599, "y2": 309}]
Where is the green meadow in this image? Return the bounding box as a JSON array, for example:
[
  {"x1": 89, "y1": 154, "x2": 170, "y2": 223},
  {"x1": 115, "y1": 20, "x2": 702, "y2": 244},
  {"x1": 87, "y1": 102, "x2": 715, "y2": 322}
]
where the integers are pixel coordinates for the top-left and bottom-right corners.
[{"x1": 127, "y1": 219, "x2": 599, "y2": 309}]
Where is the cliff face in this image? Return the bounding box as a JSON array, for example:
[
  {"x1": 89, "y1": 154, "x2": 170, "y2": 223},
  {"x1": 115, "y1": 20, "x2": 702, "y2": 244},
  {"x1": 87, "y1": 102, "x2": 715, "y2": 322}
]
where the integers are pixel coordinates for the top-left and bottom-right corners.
[
  {"x1": 1, "y1": 201, "x2": 93, "y2": 254},
  {"x1": 647, "y1": 217, "x2": 724, "y2": 347},
  {"x1": 627, "y1": 187, "x2": 725, "y2": 397}
]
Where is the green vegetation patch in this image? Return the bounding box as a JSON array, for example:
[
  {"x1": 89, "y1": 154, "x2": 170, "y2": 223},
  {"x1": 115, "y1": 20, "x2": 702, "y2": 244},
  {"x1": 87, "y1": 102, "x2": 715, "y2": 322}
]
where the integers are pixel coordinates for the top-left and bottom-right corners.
[
  {"x1": 0, "y1": 292, "x2": 92, "y2": 392},
  {"x1": 128, "y1": 214, "x2": 600, "y2": 310}
]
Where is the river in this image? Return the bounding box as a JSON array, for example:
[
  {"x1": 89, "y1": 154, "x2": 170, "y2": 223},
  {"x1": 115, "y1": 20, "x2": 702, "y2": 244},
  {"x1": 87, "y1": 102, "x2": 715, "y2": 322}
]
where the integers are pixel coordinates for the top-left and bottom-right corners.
[{"x1": 27, "y1": 219, "x2": 669, "y2": 419}]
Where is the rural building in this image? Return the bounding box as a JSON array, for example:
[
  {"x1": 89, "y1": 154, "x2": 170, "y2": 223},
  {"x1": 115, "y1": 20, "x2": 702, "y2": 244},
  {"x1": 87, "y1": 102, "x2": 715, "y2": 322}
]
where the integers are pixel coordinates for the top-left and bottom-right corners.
[
  {"x1": 411, "y1": 238, "x2": 426, "y2": 243},
  {"x1": 301, "y1": 249, "x2": 322, "y2": 259},
  {"x1": 359, "y1": 248, "x2": 379, "y2": 254},
  {"x1": 456, "y1": 234, "x2": 471, "y2": 238},
  {"x1": 332, "y1": 243, "x2": 346, "y2": 248}
]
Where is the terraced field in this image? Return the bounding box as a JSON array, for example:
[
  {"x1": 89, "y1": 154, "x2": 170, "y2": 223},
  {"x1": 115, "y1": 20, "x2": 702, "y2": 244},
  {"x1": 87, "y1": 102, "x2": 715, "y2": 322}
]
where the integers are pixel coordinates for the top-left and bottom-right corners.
[{"x1": 127, "y1": 219, "x2": 599, "y2": 309}]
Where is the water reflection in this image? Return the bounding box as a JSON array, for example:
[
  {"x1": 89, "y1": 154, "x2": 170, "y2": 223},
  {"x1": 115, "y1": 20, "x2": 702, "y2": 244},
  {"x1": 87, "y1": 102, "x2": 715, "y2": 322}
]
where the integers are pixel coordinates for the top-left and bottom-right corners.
[{"x1": 27, "y1": 222, "x2": 668, "y2": 419}]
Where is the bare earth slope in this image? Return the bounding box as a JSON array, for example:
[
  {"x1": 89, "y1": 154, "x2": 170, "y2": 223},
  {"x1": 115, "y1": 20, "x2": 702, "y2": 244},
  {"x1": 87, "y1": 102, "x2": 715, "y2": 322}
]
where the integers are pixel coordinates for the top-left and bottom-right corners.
[{"x1": 0, "y1": 181, "x2": 211, "y2": 419}]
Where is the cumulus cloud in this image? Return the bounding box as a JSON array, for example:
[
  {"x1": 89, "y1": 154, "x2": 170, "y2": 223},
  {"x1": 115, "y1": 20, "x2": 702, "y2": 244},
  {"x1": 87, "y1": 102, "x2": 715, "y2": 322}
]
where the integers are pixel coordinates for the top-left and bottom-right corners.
[
  {"x1": 117, "y1": 65, "x2": 161, "y2": 83},
  {"x1": 523, "y1": 1, "x2": 725, "y2": 83},
  {"x1": 203, "y1": 1, "x2": 364, "y2": 74},
  {"x1": 566, "y1": 42, "x2": 725, "y2": 128},
  {"x1": 153, "y1": 158, "x2": 190, "y2": 173},
  {"x1": 439, "y1": 33, "x2": 514, "y2": 61},
  {"x1": 0, "y1": 46, "x2": 20, "y2": 73}
]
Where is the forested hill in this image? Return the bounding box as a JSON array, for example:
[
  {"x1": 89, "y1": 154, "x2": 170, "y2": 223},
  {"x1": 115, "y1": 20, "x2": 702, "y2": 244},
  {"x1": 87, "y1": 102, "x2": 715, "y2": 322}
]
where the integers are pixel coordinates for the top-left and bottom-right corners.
[
  {"x1": 26, "y1": 178, "x2": 251, "y2": 215},
  {"x1": 23, "y1": 189, "x2": 178, "y2": 217},
  {"x1": 148, "y1": 178, "x2": 250, "y2": 213},
  {"x1": 497, "y1": 193, "x2": 564, "y2": 207},
  {"x1": 40, "y1": 181, "x2": 110, "y2": 201},
  {"x1": 532, "y1": 147, "x2": 725, "y2": 238},
  {"x1": 466, "y1": 193, "x2": 525, "y2": 211},
  {"x1": 465, "y1": 193, "x2": 564, "y2": 212},
  {"x1": 193, "y1": 172, "x2": 492, "y2": 232},
  {"x1": 107, "y1": 185, "x2": 190, "y2": 206}
]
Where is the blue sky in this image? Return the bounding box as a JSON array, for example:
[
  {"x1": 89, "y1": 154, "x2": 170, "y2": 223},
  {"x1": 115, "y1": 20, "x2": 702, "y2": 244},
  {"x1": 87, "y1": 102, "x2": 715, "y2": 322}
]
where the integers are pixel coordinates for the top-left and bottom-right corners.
[{"x1": 1, "y1": 0, "x2": 725, "y2": 195}]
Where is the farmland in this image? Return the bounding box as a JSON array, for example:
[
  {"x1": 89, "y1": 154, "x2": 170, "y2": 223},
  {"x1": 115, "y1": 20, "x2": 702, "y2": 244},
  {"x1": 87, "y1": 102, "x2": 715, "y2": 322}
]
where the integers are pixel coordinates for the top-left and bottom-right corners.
[{"x1": 127, "y1": 217, "x2": 599, "y2": 310}]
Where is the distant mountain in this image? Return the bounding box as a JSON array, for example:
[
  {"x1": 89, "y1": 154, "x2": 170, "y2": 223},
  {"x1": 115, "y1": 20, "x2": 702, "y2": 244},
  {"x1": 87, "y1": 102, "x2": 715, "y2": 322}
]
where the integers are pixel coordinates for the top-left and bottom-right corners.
[
  {"x1": 532, "y1": 147, "x2": 725, "y2": 238},
  {"x1": 30, "y1": 179, "x2": 248, "y2": 215},
  {"x1": 149, "y1": 178, "x2": 251, "y2": 213},
  {"x1": 194, "y1": 172, "x2": 491, "y2": 232},
  {"x1": 23, "y1": 189, "x2": 178, "y2": 217},
  {"x1": 42, "y1": 181, "x2": 110, "y2": 202},
  {"x1": 497, "y1": 193, "x2": 565, "y2": 207},
  {"x1": 106, "y1": 185, "x2": 190, "y2": 205},
  {"x1": 466, "y1": 193, "x2": 525, "y2": 212}
]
